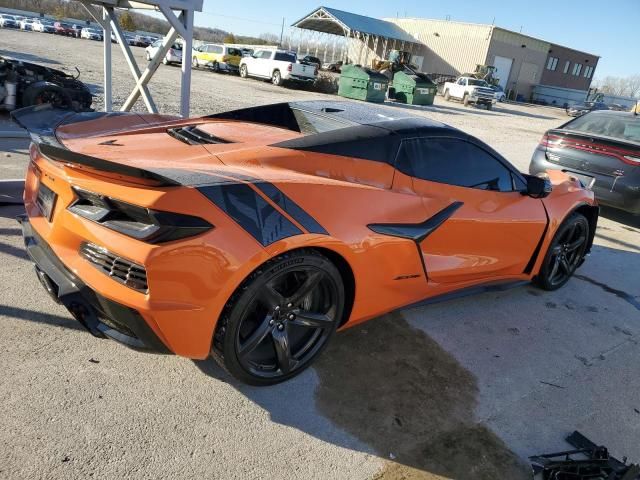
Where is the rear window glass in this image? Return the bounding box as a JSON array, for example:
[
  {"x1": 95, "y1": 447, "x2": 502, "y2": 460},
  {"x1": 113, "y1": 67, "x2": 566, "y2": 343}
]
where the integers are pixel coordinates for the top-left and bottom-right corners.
[
  {"x1": 565, "y1": 113, "x2": 640, "y2": 143},
  {"x1": 274, "y1": 52, "x2": 296, "y2": 62}
]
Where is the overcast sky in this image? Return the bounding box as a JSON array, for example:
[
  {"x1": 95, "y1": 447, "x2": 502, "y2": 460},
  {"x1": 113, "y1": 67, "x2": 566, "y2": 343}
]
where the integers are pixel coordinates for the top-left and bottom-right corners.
[{"x1": 164, "y1": 0, "x2": 637, "y2": 78}]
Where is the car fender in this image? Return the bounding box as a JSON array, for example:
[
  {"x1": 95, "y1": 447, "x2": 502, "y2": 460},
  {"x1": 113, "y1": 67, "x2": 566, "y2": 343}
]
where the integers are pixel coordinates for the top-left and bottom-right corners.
[{"x1": 530, "y1": 172, "x2": 597, "y2": 276}]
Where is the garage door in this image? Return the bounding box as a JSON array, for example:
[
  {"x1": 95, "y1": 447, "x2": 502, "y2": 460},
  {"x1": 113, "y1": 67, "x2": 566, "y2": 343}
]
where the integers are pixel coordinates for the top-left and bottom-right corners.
[{"x1": 493, "y1": 56, "x2": 512, "y2": 90}]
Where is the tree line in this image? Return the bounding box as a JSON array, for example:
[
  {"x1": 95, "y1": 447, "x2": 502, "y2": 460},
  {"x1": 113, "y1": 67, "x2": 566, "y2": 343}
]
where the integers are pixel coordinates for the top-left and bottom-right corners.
[
  {"x1": 592, "y1": 75, "x2": 640, "y2": 99},
  {"x1": 0, "y1": 0, "x2": 275, "y2": 44}
]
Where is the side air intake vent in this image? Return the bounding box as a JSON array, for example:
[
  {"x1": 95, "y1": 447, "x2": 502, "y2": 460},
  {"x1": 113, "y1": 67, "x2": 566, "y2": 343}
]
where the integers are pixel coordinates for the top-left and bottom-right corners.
[{"x1": 167, "y1": 126, "x2": 231, "y2": 145}]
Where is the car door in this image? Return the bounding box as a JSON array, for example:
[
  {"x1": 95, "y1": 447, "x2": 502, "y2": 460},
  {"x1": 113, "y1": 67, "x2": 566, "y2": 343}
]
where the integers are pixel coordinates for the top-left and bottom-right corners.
[{"x1": 394, "y1": 136, "x2": 548, "y2": 284}]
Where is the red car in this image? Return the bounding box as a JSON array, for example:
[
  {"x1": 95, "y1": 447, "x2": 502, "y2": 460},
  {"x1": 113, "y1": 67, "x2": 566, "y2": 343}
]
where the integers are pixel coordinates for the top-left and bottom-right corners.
[{"x1": 54, "y1": 22, "x2": 76, "y2": 36}]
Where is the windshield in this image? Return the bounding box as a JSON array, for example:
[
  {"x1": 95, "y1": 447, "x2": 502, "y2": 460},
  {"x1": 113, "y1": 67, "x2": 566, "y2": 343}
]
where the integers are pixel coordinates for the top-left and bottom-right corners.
[
  {"x1": 565, "y1": 113, "x2": 640, "y2": 143},
  {"x1": 468, "y1": 79, "x2": 489, "y2": 87}
]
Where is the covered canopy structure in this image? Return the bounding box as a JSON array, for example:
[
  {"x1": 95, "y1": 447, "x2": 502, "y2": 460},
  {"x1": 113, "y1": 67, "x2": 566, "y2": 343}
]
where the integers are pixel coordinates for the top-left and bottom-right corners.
[{"x1": 291, "y1": 7, "x2": 422, "y2": 68}]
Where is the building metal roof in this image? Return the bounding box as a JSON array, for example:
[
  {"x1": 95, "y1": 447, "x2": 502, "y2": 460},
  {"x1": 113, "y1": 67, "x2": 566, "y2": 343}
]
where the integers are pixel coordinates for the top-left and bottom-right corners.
[{"x1": 292, "y1": 6, "x2": 419, "y2": 43}]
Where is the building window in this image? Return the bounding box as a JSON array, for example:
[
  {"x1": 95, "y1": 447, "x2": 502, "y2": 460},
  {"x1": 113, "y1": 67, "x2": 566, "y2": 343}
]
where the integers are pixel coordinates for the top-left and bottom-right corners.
[
  {"x1": 583, "y1": 66, "x2": 594, "y2": 78},
  {"x1": 563, "y1": 60, "x2": 571, "y2": 74},
  {"x1": 572, "y1": 63, "x2": 583, "y2": 76},
  {"x1": 546, "y1": 56, "x2": 559, "y2": 71}
]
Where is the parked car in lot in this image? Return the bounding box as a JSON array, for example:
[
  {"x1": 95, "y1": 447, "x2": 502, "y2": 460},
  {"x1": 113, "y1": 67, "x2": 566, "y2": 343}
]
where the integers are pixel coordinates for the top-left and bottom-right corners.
[
  {"x1": 145, "y1": 40, "x2": 182, "y2": 65},
  {"x1": 133, "y1": 35, "x2": 151, "y2": 47},
  {"x1": 53, "y1": 21, "x2": 76, "y2": 36},
  {"x1": 491, "y1": 84, "x2": 506, "y2": 102},
  {"x1": 300, "y1": 55, "x2": 321, "y2": 69},
  {"x1": 13, "y1": 100, "x2": 597, "y2": 385},
  {"x1": 240, "y1": 49, "x2": 317, "y2": 86},
  {"x1": 81, "y1": 27, "x2": 103, "y2": 41},
  {"x1": 192, "y1": 44, "x2": 242, "y2": 73},
  {"x1": 322, "y1": 60, "x2": 343, "y2": 72},
  {"x1": 530, "y1": 110, "x2": 640, "y2": 214},
  {"x1": 443, "y1": 76, "x2": 497, "y2": 109},
  {"x1": 566, "y1": 101, "x2": 609, "y2": 117},
  {"x1": 32, "y1": 19, "x2": 56, "y2": 33},
  {"x1": 70, "y1": 24, "x2": 83, "y2": 38},
  {"x1": 19, "y1": 18, "x2": 36, "y2": 31},
  {"x1": 0, "y1": 14, "x2": 19, "y2": 29}
]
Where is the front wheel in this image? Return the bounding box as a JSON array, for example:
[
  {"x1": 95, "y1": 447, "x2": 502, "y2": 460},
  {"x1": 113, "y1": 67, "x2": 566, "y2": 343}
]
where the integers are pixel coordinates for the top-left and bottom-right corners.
[
  {"x1": 463, "y1": 94, "x2": 470, "y2": 106},
  {"x1": 535, "y1": 212, "x2": 589, "y2": 290},
  {"x1": 212, "y1": 250, "x2": 345, "y2": 386},
  {"x1": 240, "y1": 64, "x2": 248, "y2": 78}
]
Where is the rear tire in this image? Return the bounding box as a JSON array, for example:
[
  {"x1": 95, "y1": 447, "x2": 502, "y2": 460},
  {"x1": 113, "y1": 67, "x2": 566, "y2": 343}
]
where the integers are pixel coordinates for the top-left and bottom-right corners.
[
  {"x1": 534, "y1": 213, "x2": 589, "y2": 291},
  {"x1": 212, "y1": 249, "x2": 344, "y2": 386},
  {"x1": 272, "y1": 70, "x2": 283, "y2": 86},
  {"x1": 240, "y1": 64, "x2": 248, "y2": 78}
]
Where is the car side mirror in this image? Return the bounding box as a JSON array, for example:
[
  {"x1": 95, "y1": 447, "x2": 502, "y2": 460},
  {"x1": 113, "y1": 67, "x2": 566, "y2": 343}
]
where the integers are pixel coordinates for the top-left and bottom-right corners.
[{"x1": 523, "y1": 174, "x2": 552, "y2": 198}]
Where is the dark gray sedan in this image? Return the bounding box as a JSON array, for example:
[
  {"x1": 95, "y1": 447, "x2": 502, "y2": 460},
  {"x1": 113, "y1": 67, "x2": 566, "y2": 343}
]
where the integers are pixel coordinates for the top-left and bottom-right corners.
[
  {"x1": 566, "y1": 101, "x2": 609, "y2": 117},
  {"x1": 530, "y1": 111, "x2": 640, "y2": 214}
]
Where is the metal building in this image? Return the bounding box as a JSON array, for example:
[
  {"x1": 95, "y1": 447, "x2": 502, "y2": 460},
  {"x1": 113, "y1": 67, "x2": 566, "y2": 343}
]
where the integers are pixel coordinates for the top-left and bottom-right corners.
[{"x1": 387, "y1": 17, "x2": 599, "y2": 101}]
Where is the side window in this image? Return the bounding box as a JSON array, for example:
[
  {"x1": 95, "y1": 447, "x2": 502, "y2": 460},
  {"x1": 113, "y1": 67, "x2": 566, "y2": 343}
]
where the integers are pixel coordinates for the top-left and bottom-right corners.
[
  {"x1": 214, "y1": 46, "x2": 223, "y2": 54},
  {"x1": 261, "y1": 51, "x2": 273, "y2": 59},
  {"x1": 252, "y1": 50, "x2": 262, "y2": 58},
  {"x1": 396, "y1": 138, "x2": 516, "y2": 192}
]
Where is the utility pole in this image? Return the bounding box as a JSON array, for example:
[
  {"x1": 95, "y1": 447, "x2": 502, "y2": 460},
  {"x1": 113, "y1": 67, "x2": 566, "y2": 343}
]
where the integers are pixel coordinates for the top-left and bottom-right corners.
[{"x1": 279, "y1": 17, "x2": 285, "y2": 48}]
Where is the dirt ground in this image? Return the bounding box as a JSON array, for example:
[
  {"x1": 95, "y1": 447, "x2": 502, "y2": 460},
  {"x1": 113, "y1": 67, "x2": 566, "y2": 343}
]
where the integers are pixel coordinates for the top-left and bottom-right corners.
[{"x1": 1, "y1": 28, "x2": 639, "y2": 480}]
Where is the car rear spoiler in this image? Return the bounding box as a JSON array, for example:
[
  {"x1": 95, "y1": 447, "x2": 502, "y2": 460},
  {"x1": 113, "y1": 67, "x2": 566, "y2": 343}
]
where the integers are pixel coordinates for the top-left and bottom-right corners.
[{"x1": 10, "y1": 105, "x2": 180, "y2": 187}]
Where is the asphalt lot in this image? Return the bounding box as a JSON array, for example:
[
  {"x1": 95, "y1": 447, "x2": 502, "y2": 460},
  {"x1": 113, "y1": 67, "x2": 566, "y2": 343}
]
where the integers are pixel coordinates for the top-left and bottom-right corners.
[{"x1": 1, "y1": 28, "x2": 640, "y2": 480}]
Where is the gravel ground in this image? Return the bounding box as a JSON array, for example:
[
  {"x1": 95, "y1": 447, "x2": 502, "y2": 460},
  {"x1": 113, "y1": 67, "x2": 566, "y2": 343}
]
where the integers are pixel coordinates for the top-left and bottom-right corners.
[{"x1": 1, "y1": 28, "x2": 640, "y2": 480}]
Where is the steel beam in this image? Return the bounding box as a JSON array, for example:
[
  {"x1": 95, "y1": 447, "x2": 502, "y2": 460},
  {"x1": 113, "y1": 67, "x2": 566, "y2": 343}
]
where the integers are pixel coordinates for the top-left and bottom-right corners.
[{"x1": 102, "y1": 8, "x2": 112, "y2": 111}]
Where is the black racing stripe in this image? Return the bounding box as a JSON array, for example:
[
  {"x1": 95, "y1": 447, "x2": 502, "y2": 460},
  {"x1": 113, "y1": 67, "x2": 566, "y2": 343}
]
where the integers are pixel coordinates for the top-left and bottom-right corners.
[
  {"x1": 253, "y1": 182, "x2": 329, "y2": 235},
  {"x1": 198, "y1": 183, "x2": 302, "y2": 246}
]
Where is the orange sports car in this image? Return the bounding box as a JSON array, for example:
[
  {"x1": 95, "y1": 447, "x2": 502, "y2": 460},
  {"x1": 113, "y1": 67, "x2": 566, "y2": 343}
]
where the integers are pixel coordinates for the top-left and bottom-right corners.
[{"x1": 13, "y1": 101, "x2": 598, "y2": 385}]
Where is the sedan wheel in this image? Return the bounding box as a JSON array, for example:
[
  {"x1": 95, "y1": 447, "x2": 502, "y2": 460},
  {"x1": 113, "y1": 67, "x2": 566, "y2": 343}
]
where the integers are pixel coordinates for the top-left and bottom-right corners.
[
  {"x1": 213, "y1": 250, "x2": 344, "y2": 386},
  {"x1": 535, "y1": 212, "x2": 589, "y2": 290}
]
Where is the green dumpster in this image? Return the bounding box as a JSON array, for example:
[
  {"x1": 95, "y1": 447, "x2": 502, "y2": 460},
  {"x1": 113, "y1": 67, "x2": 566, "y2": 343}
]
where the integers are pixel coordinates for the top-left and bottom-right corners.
[
  {"x1": 338, "y1": 65, "x2": 389, "y2": 103},
  {"x1": 393, "y1": 71, "x2": 437, "y2": 105}
]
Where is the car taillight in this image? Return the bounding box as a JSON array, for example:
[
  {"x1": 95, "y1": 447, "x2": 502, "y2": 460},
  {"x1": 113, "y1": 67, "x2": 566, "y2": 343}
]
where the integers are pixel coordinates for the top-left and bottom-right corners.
[
  {"x1": 68, "y1": 187, "x2": 213, "y2": 243},
  {"x1": 287, "y1": 63, "x2": 292, "y2": 72},
  {"x1": 539, "y1": 133, "x2": 550, "y2": 148}
]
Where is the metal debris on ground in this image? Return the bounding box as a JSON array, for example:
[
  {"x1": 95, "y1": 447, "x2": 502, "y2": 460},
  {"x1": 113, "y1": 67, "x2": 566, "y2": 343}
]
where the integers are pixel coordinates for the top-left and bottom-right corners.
[{"x1": 530, "y1": 431, "x2": 640, "y2": 479}]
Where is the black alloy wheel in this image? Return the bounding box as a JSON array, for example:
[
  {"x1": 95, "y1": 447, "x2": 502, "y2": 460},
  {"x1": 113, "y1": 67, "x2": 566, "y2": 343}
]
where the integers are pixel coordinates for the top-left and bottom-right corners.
[
  {"x1": 535, "y1": 212, "x2": 589, "y2": 290},
  {"x1": 213, "y1": 250, "x2": 344, "y2": 386}
]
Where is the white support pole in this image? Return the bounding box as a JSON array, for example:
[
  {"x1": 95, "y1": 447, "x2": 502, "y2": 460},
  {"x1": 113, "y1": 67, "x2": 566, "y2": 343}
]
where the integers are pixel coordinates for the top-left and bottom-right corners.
[
  {"x1": 122, "y1": 26, "x2": 179, "y2": 111},
  {"x1": 102, "y1": 7, "x2": 112, "y2": 111},
  {"x1": 179, "y1": 8, "x2": 194, "y2": 118},
  {"x1": 105, "y1": 8, "x2": 157, "y2": 112}
]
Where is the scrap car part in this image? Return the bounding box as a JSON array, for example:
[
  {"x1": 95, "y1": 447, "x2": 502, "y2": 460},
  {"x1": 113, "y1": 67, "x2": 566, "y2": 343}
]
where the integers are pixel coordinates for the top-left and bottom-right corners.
[{"x1": 530, "y1": 431, "x2": 640, "y2": 479}]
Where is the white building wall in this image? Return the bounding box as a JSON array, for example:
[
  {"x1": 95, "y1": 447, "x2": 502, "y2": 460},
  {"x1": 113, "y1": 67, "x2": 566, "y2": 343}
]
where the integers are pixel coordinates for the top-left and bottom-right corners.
[{"x1": 385, "y1": 18, "x2": 492, "y2": 75}]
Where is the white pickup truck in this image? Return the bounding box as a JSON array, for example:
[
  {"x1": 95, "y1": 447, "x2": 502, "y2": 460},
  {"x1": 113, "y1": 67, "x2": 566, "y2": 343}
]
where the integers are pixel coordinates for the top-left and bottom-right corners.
[
  {"x1": 442, "y1": 76, "x2": 497, "y2": 110},
  {"x1": 239, "y1": 49, "x2": 317, "y2": 86}
]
